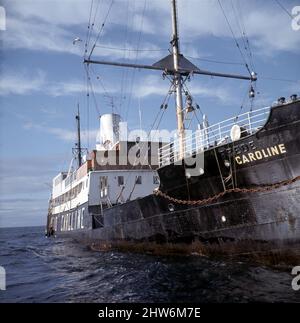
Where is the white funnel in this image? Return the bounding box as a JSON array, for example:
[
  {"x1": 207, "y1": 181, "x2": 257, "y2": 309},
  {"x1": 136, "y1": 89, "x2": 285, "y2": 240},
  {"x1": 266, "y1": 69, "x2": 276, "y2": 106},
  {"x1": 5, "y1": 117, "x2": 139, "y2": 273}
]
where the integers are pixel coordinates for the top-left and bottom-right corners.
[{"x1": 97, "y1": 113, "x2": 121, "y2": 150}]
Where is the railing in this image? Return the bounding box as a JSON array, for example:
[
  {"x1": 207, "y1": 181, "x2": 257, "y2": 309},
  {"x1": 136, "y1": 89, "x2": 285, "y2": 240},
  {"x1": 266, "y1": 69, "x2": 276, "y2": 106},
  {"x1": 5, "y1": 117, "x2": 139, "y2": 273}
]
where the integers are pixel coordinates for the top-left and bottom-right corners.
[{"x1": 158, "y1": 106, "x2": 270, "y2": 167}]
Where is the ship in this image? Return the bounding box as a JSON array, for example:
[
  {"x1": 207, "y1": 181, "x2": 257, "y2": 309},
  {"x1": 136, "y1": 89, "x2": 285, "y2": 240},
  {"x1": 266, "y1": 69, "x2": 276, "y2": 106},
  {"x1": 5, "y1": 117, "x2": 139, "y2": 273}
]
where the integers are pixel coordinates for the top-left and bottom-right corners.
[{"x1": 46, "y1": 0, "x2": 300, "y2": 255}]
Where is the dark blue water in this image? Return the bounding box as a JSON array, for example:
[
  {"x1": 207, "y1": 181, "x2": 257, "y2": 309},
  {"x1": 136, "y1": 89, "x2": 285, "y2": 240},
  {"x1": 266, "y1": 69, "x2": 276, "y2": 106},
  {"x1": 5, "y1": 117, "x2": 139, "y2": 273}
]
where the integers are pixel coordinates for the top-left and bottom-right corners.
[{"x1": 0, "y1": 226, "x2": 299, "y2": 303}]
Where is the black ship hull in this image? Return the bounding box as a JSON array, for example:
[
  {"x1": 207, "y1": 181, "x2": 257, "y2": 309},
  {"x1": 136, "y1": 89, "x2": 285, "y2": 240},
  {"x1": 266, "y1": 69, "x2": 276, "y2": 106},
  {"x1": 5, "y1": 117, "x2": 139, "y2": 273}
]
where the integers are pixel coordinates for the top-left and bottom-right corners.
[{"x1": 50, "y1": 100, "x2": 300, "y2": 252}]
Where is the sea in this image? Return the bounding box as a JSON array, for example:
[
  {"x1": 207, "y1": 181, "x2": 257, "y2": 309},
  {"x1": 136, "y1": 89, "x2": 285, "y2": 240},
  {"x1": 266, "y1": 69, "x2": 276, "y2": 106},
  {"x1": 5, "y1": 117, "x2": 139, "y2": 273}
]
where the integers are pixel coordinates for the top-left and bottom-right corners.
[{"x1": 0, "y1": 226, "x2": 299, "y2": 303}]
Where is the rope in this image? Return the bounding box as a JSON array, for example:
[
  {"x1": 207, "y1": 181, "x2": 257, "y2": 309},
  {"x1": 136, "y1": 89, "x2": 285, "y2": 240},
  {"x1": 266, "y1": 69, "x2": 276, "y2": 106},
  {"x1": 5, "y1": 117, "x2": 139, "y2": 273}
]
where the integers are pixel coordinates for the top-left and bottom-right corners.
[
  {"x1": 213, "y1": 148, "x2": 226, "y2": 192},
  {"x1": 84, "y1": 0, "x2": 94, "y2": 59},
  {"x1": 124, "y1": 0, "x2": 147, "y2": 121},
  {"x1": 94, "y1": 45, "x2": 168, "y2": 52},
  {"x1": 185, "y1": 55, "x2": 244, "y2": 66},
  {"x1": 274, "y1": 0, "x2": 294, "y2": 20},
  {"x1": 217, "y1": 0, "x2": 251, "y2": 75},
  {"x1": 88, "y1": 0, "x2": 115, "y2": 59},
  {"x1": 88, "y1": 0, "x2": 102, "y2": 49},
  {"x1": 119, "y1": 0, "x2": 130, "y2": 112},
  {"x1": 231, "y1": 0, "x2": 255, "y2": 72},
  {"x1": 154, "y1": 175, "x2": 300, "y2": 206}
]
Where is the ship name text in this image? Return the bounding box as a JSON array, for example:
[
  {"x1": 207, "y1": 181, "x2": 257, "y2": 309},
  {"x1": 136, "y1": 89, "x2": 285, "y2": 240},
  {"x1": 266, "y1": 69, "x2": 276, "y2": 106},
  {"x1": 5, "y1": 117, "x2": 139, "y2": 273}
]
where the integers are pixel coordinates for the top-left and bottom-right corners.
[{"x1": 235, "y1": 143, "x2": 287, "y2": 165}]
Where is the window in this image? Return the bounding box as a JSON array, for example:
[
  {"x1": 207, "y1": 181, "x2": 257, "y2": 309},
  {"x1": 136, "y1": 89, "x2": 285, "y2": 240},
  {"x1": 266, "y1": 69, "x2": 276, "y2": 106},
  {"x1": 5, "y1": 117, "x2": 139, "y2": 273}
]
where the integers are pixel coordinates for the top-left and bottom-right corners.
[
  {"x1": 68, "y1": 213, "x2": 72, "y2": 231},
  {"x1": 54, "y1": 217, "x2": 58, "y2": 231},
  {"x1": 100, "y1": 176, "x2": 108, "y2": 189},
  {"x1": 100, "y1": 176, "x2": 108, "y2": 197},
  {"x1": 77, "y1": 210, "x2": 81, "y2": 229},
  {"x1": 71, "y1": 212, "x2": 75, "y2": 231},
  {"x1": 65, "y1": 214, "x2": 68, "y2": 231},
  {"x1": 54, "y1": 177, "x2": 61, "y2": 186},
  {"x1": 118, "y1": 176, "x2": 124, "y2": 186},
  {"x1": 81, "y1": 208, "x2": 85, "y2": 229},
  {"x1": 153, "y1": 175, "x2": 160, "y2": 185},
  {"x1": 61, "y1": 215, "x2": 64, "y2": 231},
  {"x1": 135, "y1": 175, "x2": 142, "y2": 184}
]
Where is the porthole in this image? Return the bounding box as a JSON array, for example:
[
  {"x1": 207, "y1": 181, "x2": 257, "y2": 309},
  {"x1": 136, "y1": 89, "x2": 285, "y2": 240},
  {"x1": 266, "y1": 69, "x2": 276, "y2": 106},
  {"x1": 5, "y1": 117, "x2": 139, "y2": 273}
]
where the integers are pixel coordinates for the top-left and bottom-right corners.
[{"x1": 168, "y1": 203, "x2": 175, "y2": 212}]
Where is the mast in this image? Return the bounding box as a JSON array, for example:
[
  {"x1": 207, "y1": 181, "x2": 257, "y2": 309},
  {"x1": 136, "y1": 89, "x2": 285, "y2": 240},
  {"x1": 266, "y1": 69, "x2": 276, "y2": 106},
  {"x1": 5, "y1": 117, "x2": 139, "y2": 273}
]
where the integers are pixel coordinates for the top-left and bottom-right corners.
[
  {"x1": 75, "y1": 104, "x2": 82, "y2": 168},
  {"x1": 83, "y1": 1, "x2": 257, "y2": 163},
  {"x1": 171, "y1": 0, "x2": 185, "y2": 158}
]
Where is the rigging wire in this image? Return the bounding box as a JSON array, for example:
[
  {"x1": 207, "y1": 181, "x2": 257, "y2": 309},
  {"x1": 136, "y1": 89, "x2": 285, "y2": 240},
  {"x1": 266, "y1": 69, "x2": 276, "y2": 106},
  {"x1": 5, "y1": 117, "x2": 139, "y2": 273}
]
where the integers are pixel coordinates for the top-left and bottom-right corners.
[
  {"x1": 85, "y1": 65, "x2": 91, "y2": 150},
  {"x1": 85, "y1": 64, "x2": 101, "y2": 116},
  {"x1": 217, "y1": 0, "x2": 252, "y2": 75},
  {"x1": 94, "y1": 44, "x2": 168, "y2": 52},
  {"x1": 236, "y1": 0, "x2": 256, "y2": 71},
  {"x1": 84, "y1": 0, "x2": 94, "y2": 59},
  {"x1": 125, "y1": 0, "x2": 148, "y2": 121},
  {"x1": 235, "y1": 85, "x2": 252, "y2": 118},
  {"x1": 274, "y1": 0, "x2": 294, "y2": 19},
  {"x1": 260, "y1": 76, "x2": 300, "y2": 83},
  {"x1": 89, "y1": 65, "x2": 120, "y2": 115},
  {"x1": 122, "y1": 82, "x2": 174, "y2": 192},
  {"x1": 119, "y1": 0, "x2": 131, "y2": 113},
  {"x1": 87, "y1": 77, "x2": 101, "y2": 116},
  {"x1": 182, "y1": 82, "x2": 204, "y2": 119},
  {"x1": 186, "y1": 55, "x2": 244, "y2": 66},
  {"x1": 86, "y1": 0, "x2": 102, "y2": 53},
  {"x1": 230, "y1": 0, "x2": 255, "y2": 72},
  {"x1": 88, "y1": 0, "x2": 115, "y2": 59}
]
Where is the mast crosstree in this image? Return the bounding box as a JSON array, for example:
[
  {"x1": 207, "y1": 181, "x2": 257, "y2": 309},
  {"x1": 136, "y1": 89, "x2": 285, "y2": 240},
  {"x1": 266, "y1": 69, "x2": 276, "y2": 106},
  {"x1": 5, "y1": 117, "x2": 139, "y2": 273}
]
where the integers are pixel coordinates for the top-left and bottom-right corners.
[{"x1": 84, "y1": 0, "x2": 257, "y2": 158}]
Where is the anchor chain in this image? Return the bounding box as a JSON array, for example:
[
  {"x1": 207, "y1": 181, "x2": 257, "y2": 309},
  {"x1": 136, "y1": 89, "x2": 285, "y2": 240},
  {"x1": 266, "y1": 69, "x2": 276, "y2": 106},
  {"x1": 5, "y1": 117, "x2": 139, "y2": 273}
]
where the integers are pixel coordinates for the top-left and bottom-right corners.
[{"x1": 154, "y1": 175, "x2": 300, "y2": 206}]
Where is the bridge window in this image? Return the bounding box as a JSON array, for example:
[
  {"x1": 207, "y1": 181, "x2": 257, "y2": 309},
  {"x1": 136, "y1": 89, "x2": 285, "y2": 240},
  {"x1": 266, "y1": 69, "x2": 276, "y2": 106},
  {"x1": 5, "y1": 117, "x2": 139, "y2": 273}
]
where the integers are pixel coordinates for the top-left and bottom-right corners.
[
  {"x1": 81, "y1": 208, "x2": 85, "y2": 229},
  {"x1": 135, "y1": 175, "x2": 142, "y2": 185},
  {"x1": 118, "y1": 176, "x2": 124, "y2": 186},
  {"x1": 153, "y1": 175, "x2": 160, "y2": 185}
]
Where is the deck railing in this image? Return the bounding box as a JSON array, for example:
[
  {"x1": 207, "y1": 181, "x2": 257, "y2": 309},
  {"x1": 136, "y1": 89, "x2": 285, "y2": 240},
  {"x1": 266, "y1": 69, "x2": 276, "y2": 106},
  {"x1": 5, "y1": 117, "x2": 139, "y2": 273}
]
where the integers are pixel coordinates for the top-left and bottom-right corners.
[{"x1": 158, "y1": 106, "x2": 270, "y2": 167}]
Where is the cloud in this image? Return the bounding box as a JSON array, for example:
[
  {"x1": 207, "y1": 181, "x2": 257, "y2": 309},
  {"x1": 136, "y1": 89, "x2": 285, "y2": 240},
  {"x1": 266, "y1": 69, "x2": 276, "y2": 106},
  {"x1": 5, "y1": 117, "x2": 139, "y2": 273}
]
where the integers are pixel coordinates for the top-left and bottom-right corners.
[
  {"x1": 91, "y1": 42, "x2": 168, "y2": 61},
  {"x1": 134, "y1": 74, "x2": 237, "y2": 104},
  {"x1": 3, "y1": 0, "x2": 166, "y2": 59},
  {"x1": 0, "y1": 70, "x2": 46, "y2": 95},
  {"x1": 133, "y1": 75, "x2": 170, "y2": 98},
  {"x1": 3, "y1": 0, "x2": 299, "y2": 61},
  {"x1": 3, "y1": 16, "x2": 81, "y2": 55},
  {"x1": 246, "y1": 8, "x2": 300, "y2": 53},
  {"x1": 0, "y1": 69, "x2": 113, "y2": 97},
  {"x1": 175, "y1": 0, "x2": 300, "y2": 54},
  {"x1": 23, "y1": 122, "x2": 99, "y2": 143}
]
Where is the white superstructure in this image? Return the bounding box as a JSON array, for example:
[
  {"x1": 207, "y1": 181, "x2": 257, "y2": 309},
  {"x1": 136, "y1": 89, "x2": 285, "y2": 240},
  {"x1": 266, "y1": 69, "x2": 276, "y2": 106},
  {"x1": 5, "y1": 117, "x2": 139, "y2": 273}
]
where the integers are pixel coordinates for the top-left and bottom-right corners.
[{"x1": 49, "y1": 113, "x2": 161, "y2": 233}]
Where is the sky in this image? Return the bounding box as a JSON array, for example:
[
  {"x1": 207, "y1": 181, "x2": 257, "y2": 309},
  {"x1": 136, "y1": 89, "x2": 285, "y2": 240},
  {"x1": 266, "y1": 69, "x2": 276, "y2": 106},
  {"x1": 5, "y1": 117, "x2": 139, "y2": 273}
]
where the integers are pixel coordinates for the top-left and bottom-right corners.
[{"x1": 0, "y1": 0, "x2": 299, "y2": 228}]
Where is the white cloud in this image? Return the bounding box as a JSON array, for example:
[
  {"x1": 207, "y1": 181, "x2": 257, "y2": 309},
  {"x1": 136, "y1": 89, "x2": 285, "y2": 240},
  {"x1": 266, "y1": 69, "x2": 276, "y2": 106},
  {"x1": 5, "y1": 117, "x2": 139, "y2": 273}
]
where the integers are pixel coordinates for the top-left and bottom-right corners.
[
  {"x1": 23, "y1": 122, "x2": 99, "y2": 143},
  {"x1": 134, "y1": 74, "x2": 236, "y2": 104},
  {"x1": 246, "y1": 9, "x2": 300, "y2": 53},
  {"x1": 0, "y1": 70, "x2": 45, "y2": 95},
  {"x1": 3, "y1": 0, "x2": 299, "y2": 59},
  {"x1": 0, "y1": 70, "x2": 113, "y2": 97},
  {"x1": 92, "y1": 42, "x2": 167, "y2": 60},
  {"x1": 133, "y1": 75, "x2": 170, "y2": 98},
  {"x1": 177, "y1": 0, "x2": 300, "y2": 54},
  {"x1": 4, "y1": 16, "x2": 81, "y2": 55},
  {"x1": 7, "y1": 0, "x2": 90, "y2": 26}
]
